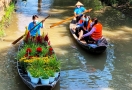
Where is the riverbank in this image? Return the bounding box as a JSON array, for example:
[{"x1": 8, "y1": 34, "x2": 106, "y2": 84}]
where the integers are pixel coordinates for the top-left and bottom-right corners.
[
  {"x1": 0, "y1": 2, "x2": 15, "y2": 37},
  {"x1": 114, "y1": 6, "x2": 132, "y2": 18}
]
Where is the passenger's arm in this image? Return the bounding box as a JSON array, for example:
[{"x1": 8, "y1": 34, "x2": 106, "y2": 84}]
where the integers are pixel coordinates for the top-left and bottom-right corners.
[
  {"x1": 83, "y1": 27, "x2": 96, "y2": 37},
  {"x1": 78, "y1": 22, "x2": 84, "y2": 27}
]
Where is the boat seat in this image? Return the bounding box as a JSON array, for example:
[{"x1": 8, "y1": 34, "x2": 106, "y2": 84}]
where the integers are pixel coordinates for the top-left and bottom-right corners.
[{"x1": 97, "y1": 38, "x2": 108, "y2": 46}]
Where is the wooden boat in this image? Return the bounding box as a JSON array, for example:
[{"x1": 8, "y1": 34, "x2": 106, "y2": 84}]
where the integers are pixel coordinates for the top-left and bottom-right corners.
[
  {"x1": 17, "y1": 33, "x2": 60, "y2": 90},
  {"x1": 69, "y1": 20, "x2": 108, "y2": 54}
]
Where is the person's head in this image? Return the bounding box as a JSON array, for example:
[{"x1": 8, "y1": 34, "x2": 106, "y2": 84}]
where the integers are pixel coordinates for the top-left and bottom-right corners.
[
  {"x1": 92, "y1": 17, "x2": 98, "y2": 24},
  {"x1": 85, "y1": 15, "x2": 91, "y2": 22},
  {"x1": 81, "y1": 14, "x2": 86, "y2": 21},
  {"x1": 91, "y1": 17, "x2": 98, "y2": 27},
  {"x1": 81, "y1": 14, "x2": 90, "y2": 22},
  {"x1": 75, "y1": 1, "x2": 83, "y2": 8},
  {"x1": 32, "y1": 15, "x2": 38, "y2": 22}
]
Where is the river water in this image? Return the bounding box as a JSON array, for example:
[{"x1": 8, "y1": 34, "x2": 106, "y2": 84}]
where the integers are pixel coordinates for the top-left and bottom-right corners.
[{"x1": 0, "y1": 0, "x2": 132, "y2": 90}]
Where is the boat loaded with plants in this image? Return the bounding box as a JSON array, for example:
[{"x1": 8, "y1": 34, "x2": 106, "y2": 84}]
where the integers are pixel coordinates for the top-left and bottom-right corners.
[{"x1": 17, "y1": 29, "x2": 60, "y2": 90}]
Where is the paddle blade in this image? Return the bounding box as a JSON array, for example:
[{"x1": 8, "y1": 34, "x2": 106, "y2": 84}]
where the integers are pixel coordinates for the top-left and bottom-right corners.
[
  {"x1": 50, "y1": 16, "x2": 74, "y2": 28},
  {"x1": 49, "y1": 8, "x2": 92, "y2": 28},
  {"x1": 84, "y1": 8, "x2": 92, "y2": 13},
  {"x1": 12, "y1": 35, "x2": 25, "y2": 45}
]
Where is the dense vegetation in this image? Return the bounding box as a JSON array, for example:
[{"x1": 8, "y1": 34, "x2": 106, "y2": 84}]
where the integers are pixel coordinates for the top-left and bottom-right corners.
[
  {"x1": 0, "y1": 2, "x2": 15, "y2": 37},
  {"x1": 100, "y1": 0, "x2": 132, "y2": 6}
]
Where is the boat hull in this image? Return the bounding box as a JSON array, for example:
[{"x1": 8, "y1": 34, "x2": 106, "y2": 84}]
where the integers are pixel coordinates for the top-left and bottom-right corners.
[{"x1": 69, "y1": 20, "x2": 108, "y2": 54}]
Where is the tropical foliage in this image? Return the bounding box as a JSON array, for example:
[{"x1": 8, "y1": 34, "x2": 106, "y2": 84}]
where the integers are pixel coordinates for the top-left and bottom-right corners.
[
  {"x1": 100, "y1": 0, "x2": 132, "y2": 6},
  {"x1": 0, "y1": 2, "x2": 15, "y2": 37}
]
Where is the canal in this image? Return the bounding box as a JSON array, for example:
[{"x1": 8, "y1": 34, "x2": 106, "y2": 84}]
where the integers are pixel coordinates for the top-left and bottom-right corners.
[{"x1": 0, "y1": 0, "x2": 132, "y2": 90}]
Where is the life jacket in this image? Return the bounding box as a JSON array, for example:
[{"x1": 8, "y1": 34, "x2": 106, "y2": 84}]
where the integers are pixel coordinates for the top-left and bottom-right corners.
[
  {"x1": 91, "y1": 23, "x2": 102, "y2": 40},
  {"x1": 78, "y1": 19, "x2": 83, "y2": 24},
  {"x1": 87, "y1": 20, "x2": 92, "y2": 31},
  {"x1": 83, "y1": 20, "x2": 92, "y2": 31}
]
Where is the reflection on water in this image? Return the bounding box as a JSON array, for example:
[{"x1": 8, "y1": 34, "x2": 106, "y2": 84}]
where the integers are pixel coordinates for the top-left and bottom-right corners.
[
  {"x1": 0, "y1": 43, "x2": 29, "y2": 90},
  {"x1": 57, "y1": 43, "x2": 115, "y2": 90},
  {"x1": 15, "y1": 0, "x2": 53, "y2": 31}
]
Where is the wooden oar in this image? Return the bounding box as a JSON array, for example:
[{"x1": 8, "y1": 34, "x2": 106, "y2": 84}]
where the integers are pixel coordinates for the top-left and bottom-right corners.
[
  {"x1": 50, "y1": 8, "x2": 92, "y2": 28},
  {"x1": 12, "y1": 15, "x2": 50, "y2": 45}
]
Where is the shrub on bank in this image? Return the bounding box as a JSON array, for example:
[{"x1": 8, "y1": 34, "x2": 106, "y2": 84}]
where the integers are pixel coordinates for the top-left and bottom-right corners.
[{"x1": 0, "y1": 2, "x2": 15, "y2": 37}]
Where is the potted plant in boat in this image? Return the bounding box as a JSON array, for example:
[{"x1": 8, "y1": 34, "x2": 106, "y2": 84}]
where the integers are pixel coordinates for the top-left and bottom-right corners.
[
  {"x1": 48, "y1": 69, "x2": 55, "y2": 83},
  {"x1": 40, "y1": 71, "x2": 49, "y2": 85},
  {"x1": 28, "y1": 67, "x2": 40, "y2": 84},
  {"x1": 17, "y1": 31, "x2": 61, "y2": 85},
  {"x1": 54, "y1": 67, "x2": 60, "y2": 78},
  {"x1": 48, "y1": 55, "x2": 60, "y2": 78}
]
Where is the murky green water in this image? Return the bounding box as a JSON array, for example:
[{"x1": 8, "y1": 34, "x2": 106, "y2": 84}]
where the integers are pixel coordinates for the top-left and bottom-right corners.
[{"x1": 0, "y1": 0, "x2": 132, "y2": 90}]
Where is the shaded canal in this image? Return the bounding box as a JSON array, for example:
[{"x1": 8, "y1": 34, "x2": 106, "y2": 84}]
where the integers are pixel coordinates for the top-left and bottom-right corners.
[{"x1": 0, "y1": 0, "x2": 132, "y2": 90}]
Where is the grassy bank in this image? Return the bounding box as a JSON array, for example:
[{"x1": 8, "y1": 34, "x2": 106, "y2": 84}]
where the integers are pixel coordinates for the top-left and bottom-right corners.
[{"x1": 0, "y1": 2, "x2": 15, "y2": 37}]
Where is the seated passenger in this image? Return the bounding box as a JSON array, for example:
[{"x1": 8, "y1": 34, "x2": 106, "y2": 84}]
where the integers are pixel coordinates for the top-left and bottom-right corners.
[
  {"x1": 78, "y1": 15, "x2": 92, "y2": 40},
  {"x1": 79, "y1": 18, "x2": 103, "y2": 44},
  {"x1": 73, "y1": 14, "x2": 87, "y2": 37}
]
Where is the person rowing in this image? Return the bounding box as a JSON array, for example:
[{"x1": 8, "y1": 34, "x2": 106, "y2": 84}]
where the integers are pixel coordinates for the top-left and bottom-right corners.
[
  {"x1": 74, "y1": 1, "x2": 87, "y2": 22},
  {"x1": 28, "y1": 15, "x2": 45, "y2": 36}
]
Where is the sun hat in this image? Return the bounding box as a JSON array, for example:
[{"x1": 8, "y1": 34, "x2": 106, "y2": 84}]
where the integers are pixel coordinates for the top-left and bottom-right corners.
[{"x1": 75, "y1": 1, "x2": 84, "y2": 6}]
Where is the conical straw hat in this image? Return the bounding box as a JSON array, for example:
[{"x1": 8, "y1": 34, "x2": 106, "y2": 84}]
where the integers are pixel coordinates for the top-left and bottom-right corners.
[{"x1": 75, "y1": 1, "x2": 84, "y2": 6}]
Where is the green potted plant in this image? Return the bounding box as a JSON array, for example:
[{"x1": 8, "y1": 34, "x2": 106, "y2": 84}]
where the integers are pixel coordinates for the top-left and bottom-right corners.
[
  {"x1": 41, "y1": 71, "x2": 49, "y2": 79},
  {"x1": 28, "y1": 67, "x2": 40, "y2": 84},
  {"x1": 54, "y1": 67, "x2": 60, "y2": 78},
  {"x1": 17, "y1": 48, "x2": 26, "y2": 60},
  {"x1": 48, "y1": 56, "x2": 60, "y2": 71},
  {"x1": 48, "y1": 69, "x2": 55, "y2": 83},
  {"x1": 40, "y1": 71, "x2": 49, "y2": 85}
]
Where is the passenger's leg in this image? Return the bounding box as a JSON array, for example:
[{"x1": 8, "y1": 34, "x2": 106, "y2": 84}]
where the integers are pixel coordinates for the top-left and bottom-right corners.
[
  {"x1": 71, "y1": 17, "x2": 77, "y2": 24},
  {"x1": 75, "y1": 27, "x2": 79, "y2": 37},
  {"x1": 84, "y1": 36, "x2": 89, "y2": 44},
  {"x1": 87, "y1": 37, "x2": 96, "y2": 44},
  {"x1": 75, "y1": 27, "x2": 81, "y2": 37},
  {"x1": 76, "y1": 14, "x2": 83, "y2": 22},
  {"x1": 78, "y1": 30, "x2": 83, "y2": 40}
]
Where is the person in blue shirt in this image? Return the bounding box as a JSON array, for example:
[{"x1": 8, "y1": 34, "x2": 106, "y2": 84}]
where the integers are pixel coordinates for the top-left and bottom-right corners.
[
  {"x1": 74, "y1": 1, "x2": 86, "y2": 22},
  {"x1": 28, "y1": 15, "x2": 44, "y2": 36}
]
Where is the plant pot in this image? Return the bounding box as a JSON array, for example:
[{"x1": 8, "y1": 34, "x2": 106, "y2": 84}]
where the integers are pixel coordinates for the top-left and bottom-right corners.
[
  {"x1": 54, "y1": 72, "x2": 59, "y2": 78},
  {"x1": 40, "y1": 78, "x2": 49, "y2": 85},
  {"x1": 27, "y1": 71, "x2": 31, "y2": 77},
  {"x1": 49, "y1": 77, "x2": 55, "y2": 83},
  {"x1": 30, "y1": 76, "x2": 39, "y2": 84}
]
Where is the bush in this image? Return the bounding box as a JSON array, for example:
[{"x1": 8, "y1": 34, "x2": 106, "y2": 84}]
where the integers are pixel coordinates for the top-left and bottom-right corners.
[{"x1": 0, "y1": 2, "x2": 15, "y2": 37}]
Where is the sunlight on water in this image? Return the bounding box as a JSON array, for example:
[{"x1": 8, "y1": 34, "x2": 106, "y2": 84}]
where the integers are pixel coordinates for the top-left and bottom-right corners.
[
  {"x1": 57, "y1": 42, "x2": 116, "y2": 90},
  {"x1": 16, "y1": 0, "x2": 52, "y2": 32}
]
